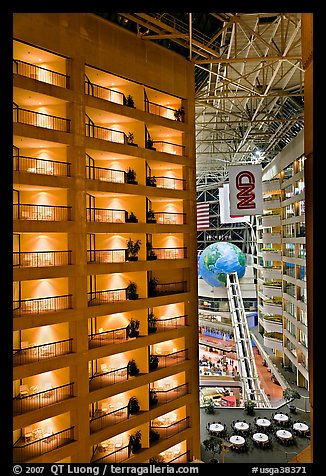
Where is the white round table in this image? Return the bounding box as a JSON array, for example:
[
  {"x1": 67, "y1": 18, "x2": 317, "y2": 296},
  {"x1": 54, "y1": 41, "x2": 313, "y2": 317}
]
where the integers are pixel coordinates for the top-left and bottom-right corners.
[
  {"x1": 276, "y1": 429, "x2": 292, "y2": 440},
  {"x1": 256, "y1": 418, "x2": 271, "y2": 428},
  {"x1": 253, "y1": 433, "x2": 268, "y2": 443},
  {"x1": 230, "y1": 435, "x2": 245, "y2": 446},
  {"x1": 274, "y1": 413, "x2": 289, "y2": 423},
  {"x1": 210, "y1": 423, "x2": 224, "y2": 433},
  {"x1": 293, "y1": 422, "x2": 309, "y2": 432},
  {"x1": 234, "y1": 421, "x2": 249, "y2": 431}
]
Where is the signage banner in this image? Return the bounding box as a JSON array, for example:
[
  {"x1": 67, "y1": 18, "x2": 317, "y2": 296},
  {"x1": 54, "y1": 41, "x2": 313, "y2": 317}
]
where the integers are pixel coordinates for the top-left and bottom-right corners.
[
  {"x1": 219, "y1": 184, "x2": 250, "y2": 224},
  {"x1": 228, "y1": 164, "x2": 263, "y2": 216}
]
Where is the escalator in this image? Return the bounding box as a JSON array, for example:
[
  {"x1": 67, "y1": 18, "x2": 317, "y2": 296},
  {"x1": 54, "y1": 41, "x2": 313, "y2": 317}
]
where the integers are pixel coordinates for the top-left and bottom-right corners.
[{"x1": 226, "y1": 272, "x2": 271, "y2": 408}]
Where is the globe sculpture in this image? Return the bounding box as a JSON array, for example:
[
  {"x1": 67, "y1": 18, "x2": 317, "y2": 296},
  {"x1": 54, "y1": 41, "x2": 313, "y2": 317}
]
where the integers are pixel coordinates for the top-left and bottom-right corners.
[{"x1": 198, "y1": 242, "x2": 246, "y2": 287}]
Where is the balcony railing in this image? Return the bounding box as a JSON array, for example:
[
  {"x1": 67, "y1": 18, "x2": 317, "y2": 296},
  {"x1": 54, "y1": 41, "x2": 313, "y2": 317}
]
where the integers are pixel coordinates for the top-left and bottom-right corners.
[
  {"x1": 151, "y1": 247, "x2": 186, "y2": 260},
  {"x1": 88, "y1": 327, "x2": 128, "y2": 348},
  {"x1": 89, "y1": 366, "x2": 128, "y2": 391},
  {"x1": 87, "y1": 249, "x2": 126, "y2": 264},
  {"x1": 13, "y1": 59, "x2": 69, "y2": 88},
  {"x1": 154, "y1": 383, "x2": 189, "y2": 405},
  {"x1": 13, "y1": 250, "x2": 72, "y2": 268},
  {"x1": 92, "y1": 444, "x2": 129, "y2": 463},
  {"x1": 144, "y1": 99, "x2": 176, "y2": 120},
  {"x1": 86, "y1": 165, "x2": 125, "y2": 183},
  {"x1": 13, "y1": 383, "x2": 74, "y2": 415},
  {"x1": 13, "y1": 155, "x2": 71, "y2": 176},
  {"x1": 151, "y1": 416, "x2": 190, "y2": 439},
  {"x1": 85, "y1": 122, "x2": 126, "y2": 144},
  {"x1": 151, "y1": 349, "x2": 188, "y2": 369},
  {"x1": 85, "y1": 79, "x2": 125, "y2": 104},
  {"x1": 154, "y1": 212, "x2": 186, "y2": 225},
  {"x1": 13, "y1": 339, "x2": 73, "y2": 366},
  {"x1": 155, "y1": 315, "x2": 188, "y2": 331},
  {"x1": 154, "y1": 176, "x2": 185, "y2": 190},
  {"x1": 152, "y1": 141, "x2": 185, "y2": 156},
  {"x1": 86, "y1": 207, "x2": 127, "y2": 223},
  {"x1": 13, "y1": 204, "x2": 72, "y2": 221},
  {"x1": 90, "y1": 405, "x2": 128, "y2": 433},
  {"x1": 13, "y1": 104, "x2": 70, "y2": 132},
  {"x1": 151, "y1": 281, "x2": 187, "y2": 297},
  {"x1": 88, "y1": 288, "x2": 127, "y2": 306},
  {"x1": 166, "y1": 450, "x2": 191, "y2": 463},
  {"x1": 13, "y1": 294, "x2": 72, "y2": 316},
  {"x1": 13, "y1": 426, "x2": 74, "y2": 463}
]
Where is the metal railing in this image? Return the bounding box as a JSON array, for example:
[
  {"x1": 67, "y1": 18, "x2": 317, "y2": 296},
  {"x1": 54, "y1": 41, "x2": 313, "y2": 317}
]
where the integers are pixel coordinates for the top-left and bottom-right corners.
[
  {"x1": 152, "y1": 141, "x2": 185, "y2": 156},
  {"x1": 13, "y1": 426, "x2": 74, "y2": 462},
  {"x1": 90, "y1": 405, "x2": 128, "y2": 433},
  {"x1": 167, "y1": 450, "x2": 191, "y2": 463},
  {"x1": 89, "y1": 366, "x2": 128, "y2": 391},
  {"x1": 151, "y1": 349, "x2": 188, "y2": 369},
  {"x1": 151, "y1": 247, "x2": 186, "y2": 260},
  {"x1": 85, "y1": 122, "x2": 126, "y2": 144},
  {"x1": 92, "y1": 444, "x2": 129, "y2": 463},
  {"x1": 151, "y1": 416, "x2": 190, "y2": 439},
  {"x1": 13, "y1": 250, "x2": 72, "y2": 268},
  {"x1": 86, "y1": 207, "x2": 127, "y2": 223},
  {"x1": 88, "y1": 288, "x2": 127, "y2": 306},
  {"x1": 13, "y1": 339, "x2": 73, "y2": 366},
  {"x1": 14, "y1": 59, "x2": 69, "y2": 88},
  {"x1": 155, "y1": 315, "x2": 188, "y2": 331},
  {"x1": 144, "y1": 99, "x2": 177, "y2": 120},
  {"x1": 86, "y1": 165, "x2": 125, "y2": 183},
  {"x1": 13, "y1": 155, "x2": 71, "y2": 176},
  {"x1": 154, "y1": 211, "x2": 186, "y2": 225},
  {"x1": 154, "y1": 281, "x2": 187, "y2": 296},
  {"x1": 13, "y1": 105, "x2": 70, "y2": 132},
  {"x1": 154, "y1": 383, "x2": 189, "y2": 405},
  {"x1": 13, "y1": 294, "x2": 72, "y2": 316},
  {"x1": 13, "y1": 383, "x2": 74, "y2": 415},
  {"x1": 13, "y1": 204, "x2": 72, "y2": 221},
  {"x1": 154, "y1": 175, "x2": 186, "y2": 190},
  {"x1": 85, "y1": 79, "x2": 125, "y2": 104},
  {"x1": 87, "y1": 249, "x2": 126, "y2": 264},
  {"x1": 88, "y1": 327, "x2": 128, "y2": 348}
]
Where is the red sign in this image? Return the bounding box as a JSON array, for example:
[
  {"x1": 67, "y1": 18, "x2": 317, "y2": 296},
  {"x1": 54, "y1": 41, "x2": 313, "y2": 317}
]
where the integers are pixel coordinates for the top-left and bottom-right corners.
[{"x1": 228, "y1": 165, "x2": 263, "y2": 216}]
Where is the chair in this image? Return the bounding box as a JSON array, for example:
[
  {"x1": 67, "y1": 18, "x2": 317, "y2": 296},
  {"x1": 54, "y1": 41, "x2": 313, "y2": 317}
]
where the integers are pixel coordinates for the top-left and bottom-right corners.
[{"x1": 19, "y1": 385, "x2": 29, "y2": 397}]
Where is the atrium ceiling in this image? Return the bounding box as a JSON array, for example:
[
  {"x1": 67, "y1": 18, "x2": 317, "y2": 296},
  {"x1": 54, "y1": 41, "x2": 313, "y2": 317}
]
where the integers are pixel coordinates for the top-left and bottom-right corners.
[{"x1": 95, "y1": 13, "x2": 304, "y2": 191}]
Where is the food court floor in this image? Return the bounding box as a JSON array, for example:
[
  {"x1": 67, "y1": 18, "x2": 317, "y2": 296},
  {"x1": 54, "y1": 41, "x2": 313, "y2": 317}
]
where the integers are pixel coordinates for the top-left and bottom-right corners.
[{"x1": 199, "y1": 403, "x2": 311, "y2": 463}]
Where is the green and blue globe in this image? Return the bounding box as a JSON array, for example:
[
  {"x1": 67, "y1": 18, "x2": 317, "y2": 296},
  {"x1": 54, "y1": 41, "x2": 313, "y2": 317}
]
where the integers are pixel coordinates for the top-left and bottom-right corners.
[{"x1": 198, "y1": 242, "x2": 246, "y2": 287}]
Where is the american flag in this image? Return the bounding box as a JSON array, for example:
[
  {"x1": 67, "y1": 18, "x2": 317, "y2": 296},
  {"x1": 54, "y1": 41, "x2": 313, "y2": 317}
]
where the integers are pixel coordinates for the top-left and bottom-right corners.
[{"x1": 196, "y1": 202, "x2": 210, "y2": 230}]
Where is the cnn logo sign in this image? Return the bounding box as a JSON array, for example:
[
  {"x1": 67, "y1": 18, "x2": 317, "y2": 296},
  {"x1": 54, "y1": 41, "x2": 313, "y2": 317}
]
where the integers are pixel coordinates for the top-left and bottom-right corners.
[{"x1": 228, "y1": 165, "x2": 263, "y2": 216}]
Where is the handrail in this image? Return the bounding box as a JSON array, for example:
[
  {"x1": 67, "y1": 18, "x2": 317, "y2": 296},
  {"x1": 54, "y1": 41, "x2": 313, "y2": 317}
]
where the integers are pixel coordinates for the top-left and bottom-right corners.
[
  {"x1": 13, "y1": 250, "x2": 72, "y2": 267},
  {"x1": 87, "y1": 249, "x2": 127, "y2": 263},
  {"x1": 13, "y1": 155, "x2": 71, "y2": 176},
  {"x1": 88, "y1": 287, "x2": 127, "y2": 305},
  {"x1": 13, "y1": 294, "x2": 73, "y2": 316},
  {"x1": 86, "y1": 164, "x2": 126, "y2": 183},
  {"x1": 13, "y1": 204, "x2": 72, "y2": 221},
  {"x1": 13, "y1": 338, "x2": 73, "y2": 365},
  {"x1": 90, "y1": 405, "x2": 128, "y2": 433},
  {"x1": 84, "y1": 78, "x2": 125, "y2": 104},
  {"x1": 13, "y1": 382, "x2": 74, "y2": 415},
  {"x1": 13, "y1": 59, "x2": 69, "y2": 88},
  {"x1": 13, "y1": 105, "x2": 70, "y2": 132}
]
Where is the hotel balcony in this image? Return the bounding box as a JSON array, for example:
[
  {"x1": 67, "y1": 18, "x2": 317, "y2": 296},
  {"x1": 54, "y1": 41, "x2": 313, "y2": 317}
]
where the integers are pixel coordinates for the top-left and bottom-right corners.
[
  {"x1": 259, "y1": 315, "x2": 283, "y2": 334},
  {"x1": 150, "y1": 383, "x2": 189, "y2": 408},
  {"x1": 147, "y1": 175, "x2": 186, "y2": 191},
  {"x1": 13, "y1": 250, "x2": 72, "y2": 268},
  {"x1": 263, "y1": 332, "x2": 283, "y2": 352},
  {"x1": 261, "y1": 215, "x2": 281, "y2": 227},
  {"x1": 158, "y1": 449, "x2": 190, "y2": 464},
  {"x1": 151, "y1": 141, "x2": 185, "y2": 157},
  {"x1": 90, "y1": 405, "x2": 129, "y2": 434},
  {"x1": 13, "y1": 382, "x2": 74, "y2": 416},
  {"x1": 88, "y1": 327, "x2": 128, "y2": 349},
  {"x1": 13, "y1": 426, "x2": 75, "y2": 463},
  {"x1": 147, "y1": 211, "x2": 186, "y2": 225},
  {"x1": 13, "y1": 204, "x2": 72, "y2": 222},
  {"x1": 262, "y1": 197, "x2": 281, "y2": 209},
  {"x1": 13, "y1": 338, "x2": 73, "y2": 366},
  {"x1": 262, "y1": 179, "x2": 281, "y2": 194},
  {"x1": 261, "y1": 232, "x2": 282, "y2": 244},
  {"x1": 262, "y1": 284, "x2": 283, "y2": 298},
  {"x1": 148, "y1": 247, "x2": 187, "y2": 261},
  {"x1": 261, "y1": 249, "x2": 282, "y2": 261},
  {"x1": 13, "y1": 104, "x2": 70, "y2": 133},
  {"x1": 92, "y1": 443, "x2": 129, "y2": 464},
  {"x1": 149, "y1": 349, "x2": 188, "y2": 371},
  {"x1": 260, "y1": 266, "x2": 282, "y2": 279},
  {"x1": 262, "y1": 300, "x2": 283, "y2": 315},
  {"x1": 150, "y1": 416, "x2": 190, "y2": 440},
  {"x1": 148, "y1": 279, "x2": 187, "y2": 298},
  {"x1": 149, "y1": 315, "x2": 188, "y2": 334},
  {"x1": 86, "y1": 207, "x2": 127, "y2": 223},
  {"x1": 14, "y1": 155, "x2": 71, "y2": 177},
  {"x1": 88, "y1": 287, "x2": 127, "y2": 306},
  {"x1": 87, "y1": 249, "x2": 127, "y2": 264},
  {"x1": 89, "y1": 366, "x2": 128, "y2": 391},
  {"x1": 13, "y1": 294, "x2": 73, "y2": 316}
]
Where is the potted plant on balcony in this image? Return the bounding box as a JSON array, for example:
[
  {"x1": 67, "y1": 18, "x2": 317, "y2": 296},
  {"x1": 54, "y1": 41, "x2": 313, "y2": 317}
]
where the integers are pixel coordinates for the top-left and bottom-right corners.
[
  {"x1": 148, "y1": 312, "x2": 158, "y2": 333},
  {"x1": 129, "y1": 430, "x2": 142, "y2": 454},
  {"x1": 149, "y1": 389, "x2": 158, "y2": 407},
  {"x1": 128, "y1": 396, "x2": 140, "y2": 415},
  {"x1": 126, "y1": 132, "x2": 137, "y2": 146},
  {"x1": 146, "y1": 138, "x2": 156, "y2": 150},
  {"x1": 146, "y1": 242, "x2": 157, "y2": 260},
  {"x1": 127, "y1": 359, "x2": 140, "y2": 377},
  {"x1": 126, "y1": 238, "x2": 141, "y2": 261},
  {"x1": 174, "y1": 106, "x2": 185, "y2": 122},
  {"x1": 146, "y1": 209, "x2": 156, "y2": 223},
  {"x1": 148, "y1": 277, "x2": 158, "y2": 297},
  {"x1": 126, "y1": 211, "x2": 138, "y2": 223},
  {"x1": 149, "y1": 354, "x2": 159, "y2": 371},
  {"x1": 146, "y1": 175, "x2": 157, "y2": 186},
  {"x1": 126, "y1": 281, "x2": 138, "y2": 300},
  {"x1": 125, "y1": 94, "x2": 135, "y2": 108},
  {"x1": 126, "y1": 167, "x2": 138, "y2": 184},
  {"x1": 128, "y1": 318, "x2": 140, "y2": 338},
  {"x1": 149, "y1": 428, "x2": 160, "y2": 443}
]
